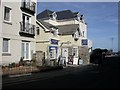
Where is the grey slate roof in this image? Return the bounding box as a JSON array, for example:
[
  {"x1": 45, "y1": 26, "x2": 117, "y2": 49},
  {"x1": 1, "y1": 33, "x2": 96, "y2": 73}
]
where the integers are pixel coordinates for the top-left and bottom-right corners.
[
  {"x1": 56, "y1": 10, "x2": 75, "y2": 20},
  {"x1": 37, "y1": 19, "x2": 79, "y2": 35},
  {"x1": 37, "y1": 9, "x2": 79, "y2": 20},
  {"x1": 37, "y1": 9, "x2": 53, "y2": 19},
  {"x1": 57, "y1": 24, "x2": 79, "y2": 35}
]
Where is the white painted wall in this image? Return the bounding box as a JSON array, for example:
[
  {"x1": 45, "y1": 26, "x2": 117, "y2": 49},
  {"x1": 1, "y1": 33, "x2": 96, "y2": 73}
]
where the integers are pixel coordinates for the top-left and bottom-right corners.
[
  {"x1": 0, "y1": 1, "x2": 2, "y2": 66},
  {"x1": 2, "y1": 1, "x2": 36, "y2": 65},
  {"x1": 44, "y1": 19, "x2": 59, "y2": 26}
]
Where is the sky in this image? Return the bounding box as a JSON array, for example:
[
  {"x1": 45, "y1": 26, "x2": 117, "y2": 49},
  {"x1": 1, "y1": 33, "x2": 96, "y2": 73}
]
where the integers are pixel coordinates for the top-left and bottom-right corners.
[{"x1": 37, "y1": 2, "x2": 118, "y2": 52}]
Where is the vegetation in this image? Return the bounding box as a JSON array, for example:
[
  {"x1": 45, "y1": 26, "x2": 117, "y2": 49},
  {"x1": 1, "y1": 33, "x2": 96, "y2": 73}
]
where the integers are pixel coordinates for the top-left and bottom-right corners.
[{"x1": 90, "y1": 48, "x2": 108, "y2": 64}]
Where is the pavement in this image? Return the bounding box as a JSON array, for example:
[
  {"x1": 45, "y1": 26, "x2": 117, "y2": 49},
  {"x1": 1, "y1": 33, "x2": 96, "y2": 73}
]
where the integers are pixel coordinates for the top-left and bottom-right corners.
[
  {"x1": 2, "y1": 64, "x2": 85, "y2": 78},
  {"x1": 2, "y1": 64, "x2": 93, "y2": 87}
]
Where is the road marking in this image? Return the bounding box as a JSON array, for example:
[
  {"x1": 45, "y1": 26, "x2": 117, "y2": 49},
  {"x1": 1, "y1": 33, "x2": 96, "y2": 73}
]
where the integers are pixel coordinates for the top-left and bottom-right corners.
[{"x1": 9, "y1": 73, "x2": 32, "y2": 78}]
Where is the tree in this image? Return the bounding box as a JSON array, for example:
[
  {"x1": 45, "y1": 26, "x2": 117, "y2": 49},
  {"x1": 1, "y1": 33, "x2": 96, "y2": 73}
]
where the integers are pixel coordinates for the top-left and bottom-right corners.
[{"x1": 90, "y1": 48, "x2": 108, "y2": 64}]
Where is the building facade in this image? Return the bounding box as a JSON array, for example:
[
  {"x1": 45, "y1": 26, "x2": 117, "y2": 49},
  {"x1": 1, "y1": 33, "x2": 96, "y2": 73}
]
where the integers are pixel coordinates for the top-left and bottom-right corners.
[
  {"x1": 1, "y1": 0, "x2": 36, "y2": 65},
  {"x1": 0, "y1": 0, "x2": 2, "y2": 66},
  {"x1": 37, "y1": 9, "x2": 92, "y2": 65},
  {"x1": 36, "y1": 19, "x2": 60, "y2": 66}
]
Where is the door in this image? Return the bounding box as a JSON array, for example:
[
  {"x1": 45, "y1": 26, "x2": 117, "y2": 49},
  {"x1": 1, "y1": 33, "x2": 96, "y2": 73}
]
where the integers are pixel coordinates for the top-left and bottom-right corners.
[
  {"x1": 23, "y1": 14, "x2": 31, "y2": 32},
  {"x1": 21, "y1": 41, "x2": 30, "y2": 60},
  {"x1": 49, "y1": 46, "x2": 57, "y2": 60},
  {"x1": 73, "y1": 47, "x2": 78, "y2": 65},
  {"x1": 62, "y1": 48, "x2": 68, "y2": 62}
]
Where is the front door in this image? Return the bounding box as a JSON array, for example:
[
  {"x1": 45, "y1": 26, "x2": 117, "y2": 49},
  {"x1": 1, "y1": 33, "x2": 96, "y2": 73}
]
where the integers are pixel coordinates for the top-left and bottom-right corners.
[
  {"x1": 62, "y1": 48, "x2": 68, "y2": 63},
  {"x1": 73, "y1": 47, "x2": 78, "y2": 65}
]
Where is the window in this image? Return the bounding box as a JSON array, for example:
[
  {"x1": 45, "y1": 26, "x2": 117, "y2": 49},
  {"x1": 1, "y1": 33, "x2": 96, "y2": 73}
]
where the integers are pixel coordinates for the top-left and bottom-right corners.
[
  {"x1": 3, "y1": 38, "x2": 10, "y2": 53},
  {"x1": 36, "y1": 27, "x2": 39, "y2": 35},
  {"x1": 26, "y1": 0, "x2": 30, "y2": 9},
  {"x1": 83, "y1": 31, "x2": 85, "y2": 37},
  {"x1": 4, "y1": 6, "x2": 11, "y2": 21},
  {"x1": 22, "y1": 0, "x2": 31, "y2": 8},
  {"x1": 21, "y1": 41, "x2": 30, "y2": 60},
  {"x1": 73, "y1": 48, "x2": 78, "y2": 58},
  {"x1": 50, "y1": 48, "x2": 56, "y2": 59},
  {"x1": 22, "y1": 14, "x2": 31, "y2": 32}
]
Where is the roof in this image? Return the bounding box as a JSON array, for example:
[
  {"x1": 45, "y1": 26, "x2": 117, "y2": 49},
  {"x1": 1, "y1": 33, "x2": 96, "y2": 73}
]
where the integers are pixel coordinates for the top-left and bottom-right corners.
[
  {"x1": 57, "y1": 24, "x2": 79, "y2": 35},
  {"x1": 37, "y1": 9, "x2": 80, "y2": 20},
  {"x1": 37, "y1": 9, "x2": 54, "y2": 19},
  {"x1": 56, "y1": 10, "x2": 75, "y2": 20},
  {"x1": 37, "y1": 19, "x2": 58, "y2": 29}
]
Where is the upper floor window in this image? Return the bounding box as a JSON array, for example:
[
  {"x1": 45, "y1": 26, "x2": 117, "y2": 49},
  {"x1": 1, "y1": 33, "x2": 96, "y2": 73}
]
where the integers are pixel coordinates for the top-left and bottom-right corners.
[
  {"x1": 36, "y1": 27, "x2": 40, "y2": 35},
  {"x1": 2, "y1": 38, "x2": 10, "y2": 53},
  {"x1": 22, "y1": 14, "x2": 31, "y2": 32},
  {"x1": 4, "y1": 6, "x2": 11, "y2": 21},
  {"x1": 21, "y1": 0, "x2": 35, "y2": 15},
  {"x1": 83, "y1": 31, "x2": 85, "y2": 37}
]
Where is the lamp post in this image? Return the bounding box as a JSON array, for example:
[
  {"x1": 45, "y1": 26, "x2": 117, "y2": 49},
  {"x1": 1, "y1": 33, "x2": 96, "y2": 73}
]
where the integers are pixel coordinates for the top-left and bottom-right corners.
[{"x1": 111, "y1": 37, "x2": 114, "y2": 52}]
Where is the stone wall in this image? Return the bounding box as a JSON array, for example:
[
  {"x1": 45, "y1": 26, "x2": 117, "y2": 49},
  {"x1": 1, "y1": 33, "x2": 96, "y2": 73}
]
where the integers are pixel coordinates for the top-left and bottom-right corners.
[{"x1": 78, "y1": 46, "x2": 90, "y2": 64}]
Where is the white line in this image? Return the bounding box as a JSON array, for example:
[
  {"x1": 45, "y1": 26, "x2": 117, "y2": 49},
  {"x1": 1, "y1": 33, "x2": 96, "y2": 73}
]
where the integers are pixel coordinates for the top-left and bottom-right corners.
[{"x1": 9, "y1": 73, "x2": 32, "y2": 78}]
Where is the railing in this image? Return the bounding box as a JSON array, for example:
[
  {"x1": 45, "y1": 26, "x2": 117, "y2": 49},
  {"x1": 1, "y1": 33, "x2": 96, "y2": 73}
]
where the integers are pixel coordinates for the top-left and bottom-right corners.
[
  {"x1": 20, "y1": 22, "x2": 35, "y2": 36},
  {"x1": 21, "y1": 1, "x2": 36, "y2": 13}
]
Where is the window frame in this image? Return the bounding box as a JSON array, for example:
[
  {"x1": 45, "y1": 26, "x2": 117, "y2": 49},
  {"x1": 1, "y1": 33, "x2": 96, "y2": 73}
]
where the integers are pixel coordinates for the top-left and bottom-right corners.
[
  {"x1": 72, "y1": 47, "x2": 78, "y2": 58},
  {"x1": 83, "y1": 31, "x2": 85, "y2": 37},
  {"x1": 21, "y1": 41, "x2": 30, "y2": 60},
  {"x1": 36, "y1": 27, "x2": 40, "y2": 35},
  {"x1": 2, "y1": 38, "x2": 10, "y2": 53},
  {"x1": 22, "y1": 13, "x2": 31, "y2": 32},
  {"x1": 4, "y1": 6, "x2": 12, "y2": 22}
]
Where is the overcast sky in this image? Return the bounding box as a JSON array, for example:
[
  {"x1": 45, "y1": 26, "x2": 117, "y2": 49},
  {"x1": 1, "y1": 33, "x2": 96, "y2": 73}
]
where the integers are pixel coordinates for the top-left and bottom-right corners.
[{"x1": 37, "y1": 2, "x2": 118, "y2": 51}]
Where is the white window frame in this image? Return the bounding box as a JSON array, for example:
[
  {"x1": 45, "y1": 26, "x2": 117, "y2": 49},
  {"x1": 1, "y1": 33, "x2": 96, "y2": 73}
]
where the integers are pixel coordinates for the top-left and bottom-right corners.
[
  {"x1": 21, "y1": 41, "x2": 30, "y2": 60},
  {"x1": 36, "y1": 27, "x2": 40, "y2": 35},
  {"x1": 4, "y1": 6, "x2": 12, "y2": 22},
  {"x1": 83, "y1": 31, "x2": 85, "y2": 37},
  {"x1": 2, "y1": 38, "x2": 10, "y2": 53},
  {"x1": 72, "y1": 47, "x2": 78, "y2": 58},
  {"x1": 49, "y1": 47, "x2": 57, "y2": 60},
  {"x1": 22, "y1": 14, "x2": 31, "y2": 32}
]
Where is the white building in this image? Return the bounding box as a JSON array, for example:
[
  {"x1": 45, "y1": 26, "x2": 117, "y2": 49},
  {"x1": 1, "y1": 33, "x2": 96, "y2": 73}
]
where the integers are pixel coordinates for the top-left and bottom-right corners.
[
  {"x1": 37, "y1": 9, "x2": 92, "y2": 65},
  {"x1": 1, "y1": 0, "x2": 36, "y2": 65},
  {"x1": 0, "y1": 0, "x2": 2, "y2": 66}
]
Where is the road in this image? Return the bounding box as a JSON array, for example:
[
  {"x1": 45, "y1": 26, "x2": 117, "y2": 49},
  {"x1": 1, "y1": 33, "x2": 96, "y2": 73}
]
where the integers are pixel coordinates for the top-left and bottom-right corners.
[{"x1": 2, "y1": 56, "x2": 120, "y2": 89}]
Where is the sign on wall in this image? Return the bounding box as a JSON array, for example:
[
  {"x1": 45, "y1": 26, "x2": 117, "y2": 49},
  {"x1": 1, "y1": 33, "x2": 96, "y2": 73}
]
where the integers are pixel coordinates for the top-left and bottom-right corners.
[
  {"x1": 82, "y1": 39, "x2": 88, "y2": 45},
  {"x1": 51, "y1": 39, "x2": 58, "y2": 45},
  {"x1": 49, "y1": 46, "x2": 58, "y2": 60}
]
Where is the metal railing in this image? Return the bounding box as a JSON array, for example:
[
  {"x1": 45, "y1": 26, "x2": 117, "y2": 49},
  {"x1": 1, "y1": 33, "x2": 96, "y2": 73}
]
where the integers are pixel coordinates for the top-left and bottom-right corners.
[
  {"x1": 20, "y1": 22, "x2": 35, "y2": 35},
  {"x1": 21, "y1": 1, "x2": 36, "y2": 12}
]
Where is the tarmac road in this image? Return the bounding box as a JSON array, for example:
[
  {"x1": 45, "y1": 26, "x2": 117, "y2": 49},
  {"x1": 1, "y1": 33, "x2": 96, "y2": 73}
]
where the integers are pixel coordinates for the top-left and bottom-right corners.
[{"x1": 2, "y1": 56, "x2": 120, "y2": 89}]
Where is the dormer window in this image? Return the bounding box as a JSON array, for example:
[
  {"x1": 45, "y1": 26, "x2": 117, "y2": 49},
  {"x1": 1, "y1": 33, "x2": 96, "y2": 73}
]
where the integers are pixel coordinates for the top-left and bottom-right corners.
[{"x1": 50, "y1": 12, "x2": 57, "y2": 20}]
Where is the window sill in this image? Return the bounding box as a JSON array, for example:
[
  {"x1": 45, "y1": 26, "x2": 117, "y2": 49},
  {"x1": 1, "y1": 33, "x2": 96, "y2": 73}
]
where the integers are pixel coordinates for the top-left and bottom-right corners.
[
  {"x1": 3, "y1": 20, "x2": 12, "y2": 25},
  {"x1": 2, "y1": 53, "x2": 11, "y2": 56}
]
